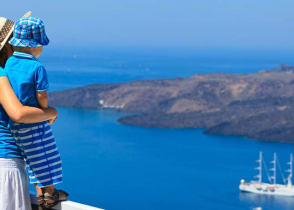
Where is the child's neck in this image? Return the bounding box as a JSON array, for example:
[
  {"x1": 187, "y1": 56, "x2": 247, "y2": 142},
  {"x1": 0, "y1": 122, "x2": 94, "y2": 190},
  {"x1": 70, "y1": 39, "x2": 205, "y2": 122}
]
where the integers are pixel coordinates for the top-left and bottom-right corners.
[{"x1": 13, "y1": 46, "x2": 42, "y2": 58}]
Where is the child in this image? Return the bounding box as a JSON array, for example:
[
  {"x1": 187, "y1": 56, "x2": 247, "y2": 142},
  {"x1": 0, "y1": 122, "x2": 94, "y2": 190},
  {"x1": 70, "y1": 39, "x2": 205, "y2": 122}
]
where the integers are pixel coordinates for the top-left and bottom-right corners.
[{"x1": 4, "y1": 16, "x2": 68, "y2": 208}]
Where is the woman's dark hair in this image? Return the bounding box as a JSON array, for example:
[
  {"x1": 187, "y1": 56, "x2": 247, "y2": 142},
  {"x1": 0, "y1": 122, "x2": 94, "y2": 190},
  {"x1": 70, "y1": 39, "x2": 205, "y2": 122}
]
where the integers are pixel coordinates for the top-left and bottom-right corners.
[{"x1": 0, "y1": 35, "x2": 14, "y2": 68}]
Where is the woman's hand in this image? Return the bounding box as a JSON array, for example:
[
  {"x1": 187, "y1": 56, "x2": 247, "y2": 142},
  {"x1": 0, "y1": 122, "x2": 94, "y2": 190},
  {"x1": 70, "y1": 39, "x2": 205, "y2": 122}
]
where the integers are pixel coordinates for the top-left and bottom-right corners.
[
  {"x1": 45, "y1": 107, "x2": 58, "y2": 124},
  {"x1": 48, "y1": 116, "x2": 58, "y2": 124},
  {"x1": 45, "y1": 107, "x2": 58, "y2": 118}
]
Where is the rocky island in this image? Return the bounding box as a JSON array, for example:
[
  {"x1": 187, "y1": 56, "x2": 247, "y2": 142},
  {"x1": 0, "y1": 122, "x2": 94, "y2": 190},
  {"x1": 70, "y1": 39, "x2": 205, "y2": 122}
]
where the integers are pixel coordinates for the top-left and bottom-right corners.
[{"x1": 49, "y1": 65, "x2": 294, "y2": 143}]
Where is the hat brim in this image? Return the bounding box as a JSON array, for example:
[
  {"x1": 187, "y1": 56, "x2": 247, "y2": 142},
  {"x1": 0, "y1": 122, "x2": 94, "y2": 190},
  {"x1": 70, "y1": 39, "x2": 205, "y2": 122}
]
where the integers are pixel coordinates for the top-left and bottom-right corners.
[
  {"x1": 9, "y1": 37, "x2": 43, "y2": 47},
  {"x1": 0, "y1": 26, "x2": 13, "y2": 51},
  {"x1": 0, "y1": 11, "x2": 32, "y2": 51}
]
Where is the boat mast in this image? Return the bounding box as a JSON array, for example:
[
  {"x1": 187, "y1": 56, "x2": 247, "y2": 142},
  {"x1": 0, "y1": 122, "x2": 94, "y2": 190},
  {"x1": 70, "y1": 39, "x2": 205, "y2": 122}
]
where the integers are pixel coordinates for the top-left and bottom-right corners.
[
  {"x1": 270, "y1": 152, "x2": 277, "y2": 185},
  {"x1": 255, "y1": 151, "x2": 262, "y2": 184},
  {"x1": 287, "y1": 153, "x2": 293, "y2": 187}
]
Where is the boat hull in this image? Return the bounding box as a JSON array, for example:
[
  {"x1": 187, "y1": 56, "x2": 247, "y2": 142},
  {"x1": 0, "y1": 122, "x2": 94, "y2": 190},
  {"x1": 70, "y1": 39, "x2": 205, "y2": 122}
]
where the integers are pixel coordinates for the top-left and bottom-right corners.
[{"x1": 239, "y1": 182, "x2": 294, "y2": 197}]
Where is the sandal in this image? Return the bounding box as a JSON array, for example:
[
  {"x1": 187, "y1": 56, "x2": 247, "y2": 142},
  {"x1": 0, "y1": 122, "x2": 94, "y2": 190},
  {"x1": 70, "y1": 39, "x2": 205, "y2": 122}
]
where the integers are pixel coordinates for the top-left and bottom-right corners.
[
  {"x1": 36, "y1": 194, "x2": 45, "y2": 205},
  {"x1": 43, "y1": 189, "x2": 69, "y2": 208}
]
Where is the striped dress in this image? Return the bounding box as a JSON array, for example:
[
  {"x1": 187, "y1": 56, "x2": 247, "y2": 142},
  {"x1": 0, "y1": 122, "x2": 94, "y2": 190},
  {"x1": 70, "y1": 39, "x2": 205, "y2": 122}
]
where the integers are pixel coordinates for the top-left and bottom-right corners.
[{"x1": 11, "y1": 121, "x2": 63, "y2": 187}]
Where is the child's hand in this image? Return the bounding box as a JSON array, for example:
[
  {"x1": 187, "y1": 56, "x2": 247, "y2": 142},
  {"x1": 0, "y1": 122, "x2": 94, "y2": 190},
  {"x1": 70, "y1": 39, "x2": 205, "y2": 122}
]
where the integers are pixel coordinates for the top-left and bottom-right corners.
[{"x1": 48, "y1": 116, "x2": 57, "y2": 124}]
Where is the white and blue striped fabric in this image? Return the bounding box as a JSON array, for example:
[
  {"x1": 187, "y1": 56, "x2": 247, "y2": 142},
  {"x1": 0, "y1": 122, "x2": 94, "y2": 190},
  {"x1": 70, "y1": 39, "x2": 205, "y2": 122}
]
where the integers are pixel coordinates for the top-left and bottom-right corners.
[{"x1": 11, "y1": 121, "x2": 63, "y2": 187}]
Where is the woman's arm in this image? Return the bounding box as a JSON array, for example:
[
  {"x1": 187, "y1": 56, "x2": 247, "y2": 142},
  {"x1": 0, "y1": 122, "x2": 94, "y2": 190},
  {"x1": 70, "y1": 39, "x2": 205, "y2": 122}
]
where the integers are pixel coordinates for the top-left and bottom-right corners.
[{"x1": 0, "y1": 77, "x2": 57, "y2": 123}]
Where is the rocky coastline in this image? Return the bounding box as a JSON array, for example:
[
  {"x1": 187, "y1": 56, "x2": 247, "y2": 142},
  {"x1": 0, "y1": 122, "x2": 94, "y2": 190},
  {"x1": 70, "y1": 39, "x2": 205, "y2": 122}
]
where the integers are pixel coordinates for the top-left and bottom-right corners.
[{"x1": 49, "y1": 65, "x2": 294, "y2": 143}]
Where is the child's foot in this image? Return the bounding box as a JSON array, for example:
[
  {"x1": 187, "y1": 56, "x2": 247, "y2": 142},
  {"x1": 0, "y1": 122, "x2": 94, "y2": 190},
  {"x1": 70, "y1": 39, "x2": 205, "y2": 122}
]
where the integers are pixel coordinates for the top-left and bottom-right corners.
[
  {"x1": 43, "y1": 189, "x2": 69, "y2": 208},
  {"x1": 36, "y1": 194, "x2": 45, "y2": 206}
]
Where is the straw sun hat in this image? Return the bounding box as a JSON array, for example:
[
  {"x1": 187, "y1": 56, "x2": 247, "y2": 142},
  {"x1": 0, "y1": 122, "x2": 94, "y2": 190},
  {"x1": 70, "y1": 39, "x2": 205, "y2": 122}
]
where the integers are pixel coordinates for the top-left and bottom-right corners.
[{"x1": 0, "y1": 11, "x2": 32, "y2": 51}]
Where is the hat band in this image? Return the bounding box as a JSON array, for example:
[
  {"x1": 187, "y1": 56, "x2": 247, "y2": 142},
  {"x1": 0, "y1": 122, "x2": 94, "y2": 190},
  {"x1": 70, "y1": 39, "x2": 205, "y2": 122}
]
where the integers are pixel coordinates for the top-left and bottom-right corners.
[{"x1": 0, "y1": 19, "x2": 13, "y2": 44}]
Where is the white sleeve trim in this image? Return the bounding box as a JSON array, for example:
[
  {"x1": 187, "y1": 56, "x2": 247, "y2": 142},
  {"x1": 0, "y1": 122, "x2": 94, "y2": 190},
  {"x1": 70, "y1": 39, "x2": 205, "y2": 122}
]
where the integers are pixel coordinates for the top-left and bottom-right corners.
[{"x1": 36, "y1": 89, "x2": 48, "y2": 92}]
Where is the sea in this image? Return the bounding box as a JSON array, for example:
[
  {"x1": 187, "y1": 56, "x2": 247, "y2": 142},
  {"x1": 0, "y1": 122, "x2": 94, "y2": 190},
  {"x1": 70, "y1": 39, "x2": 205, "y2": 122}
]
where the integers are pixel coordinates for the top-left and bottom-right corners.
[{"x1": 31, "y1": 47, "x2": 294, "y2": 210}]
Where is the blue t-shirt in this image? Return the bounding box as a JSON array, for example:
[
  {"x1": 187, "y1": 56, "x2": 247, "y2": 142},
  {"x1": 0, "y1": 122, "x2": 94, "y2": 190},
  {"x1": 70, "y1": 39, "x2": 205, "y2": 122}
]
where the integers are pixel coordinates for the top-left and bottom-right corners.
[
  {"x1": 5, "y1": 52, "x2": 49, "y2": 108},
  {"x1": 0, "y1": 68, "x2": 22, "y2": 158}
]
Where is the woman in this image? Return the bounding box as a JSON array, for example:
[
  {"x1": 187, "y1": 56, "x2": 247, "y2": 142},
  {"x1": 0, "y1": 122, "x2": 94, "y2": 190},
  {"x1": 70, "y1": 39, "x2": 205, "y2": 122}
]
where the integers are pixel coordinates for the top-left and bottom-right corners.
[{"x1": 0, "y1": 15, "x2": 57, "y2": 210}]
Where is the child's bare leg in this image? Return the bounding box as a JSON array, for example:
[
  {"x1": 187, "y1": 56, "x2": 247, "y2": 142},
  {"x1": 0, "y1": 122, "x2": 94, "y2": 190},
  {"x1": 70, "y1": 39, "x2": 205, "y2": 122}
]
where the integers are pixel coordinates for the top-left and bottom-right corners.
[
  {"x1": 35, "y1": 183, "x2": 43, "y2": 195},
  {"x1": 34, "y1": 184, "x2": 44, "y2": 205}
]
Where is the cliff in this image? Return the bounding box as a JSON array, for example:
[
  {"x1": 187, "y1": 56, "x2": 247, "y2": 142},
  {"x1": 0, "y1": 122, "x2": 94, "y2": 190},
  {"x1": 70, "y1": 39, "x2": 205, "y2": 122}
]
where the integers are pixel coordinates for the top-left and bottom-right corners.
[{"x1": 49, "y1": 65, "x2": 294, "y2": 142}]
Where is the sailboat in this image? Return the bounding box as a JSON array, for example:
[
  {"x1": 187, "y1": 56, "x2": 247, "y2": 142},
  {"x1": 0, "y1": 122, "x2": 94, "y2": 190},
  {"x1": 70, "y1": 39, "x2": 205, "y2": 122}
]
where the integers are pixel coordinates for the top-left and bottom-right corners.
[{"x1": 239, "y1": 152, "x2": 294, "y2": 196}]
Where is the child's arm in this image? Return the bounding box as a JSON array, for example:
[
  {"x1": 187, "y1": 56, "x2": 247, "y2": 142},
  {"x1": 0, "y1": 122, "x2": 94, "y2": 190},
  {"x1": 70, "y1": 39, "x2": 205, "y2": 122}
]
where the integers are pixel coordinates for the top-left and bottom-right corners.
[
  {"x1": 36, "y1": 91, "x2": 56, "y2": 124},
  {"x1": 35, "y1": 65, "x2": 56, "y2": 124},
  {"x1": 36, "y1": 91, "x2": 48, "y2": 109}
]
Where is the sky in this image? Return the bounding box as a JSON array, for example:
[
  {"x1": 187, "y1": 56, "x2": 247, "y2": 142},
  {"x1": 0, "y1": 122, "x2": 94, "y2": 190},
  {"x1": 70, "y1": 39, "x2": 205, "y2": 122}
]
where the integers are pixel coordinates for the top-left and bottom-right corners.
[{"x1": 2, "y1": 0, "x2": 294, "y2": 51}]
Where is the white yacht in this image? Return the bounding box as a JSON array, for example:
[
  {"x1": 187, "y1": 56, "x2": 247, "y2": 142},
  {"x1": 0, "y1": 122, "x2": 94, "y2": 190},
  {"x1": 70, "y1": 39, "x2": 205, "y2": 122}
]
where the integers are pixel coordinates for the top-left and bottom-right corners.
[{"x1": 239, "y1": 152, "x2": 294, "y2": 196}]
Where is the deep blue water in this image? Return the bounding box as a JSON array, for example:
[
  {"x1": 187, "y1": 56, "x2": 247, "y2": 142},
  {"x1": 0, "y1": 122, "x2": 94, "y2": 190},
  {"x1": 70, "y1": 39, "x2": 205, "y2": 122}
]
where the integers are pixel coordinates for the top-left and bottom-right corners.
[{"x1": 31, "y1": 49, "x2": 294, "y2": 209}]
